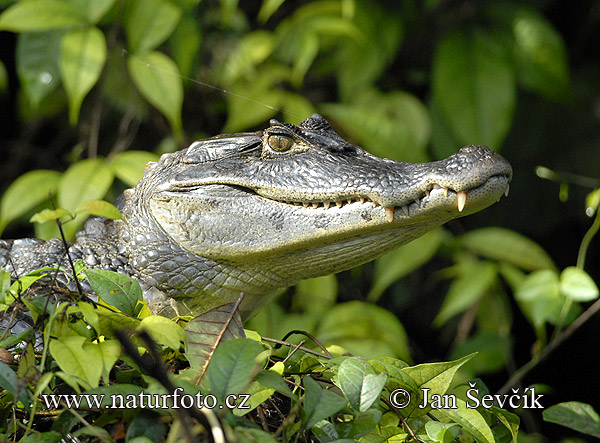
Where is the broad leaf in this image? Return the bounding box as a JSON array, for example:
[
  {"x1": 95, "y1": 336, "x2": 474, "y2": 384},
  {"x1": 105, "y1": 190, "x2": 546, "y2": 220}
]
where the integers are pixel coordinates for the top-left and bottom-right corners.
[
  {"x1": 434, "y1": 261, "x2": 498, "y2": 327},
  {"x1": 128, "y1": 51, "x2": 183, "y2": 136},
  {"x1": 543, "y1": 402, "x2": 600, "y2": 438},
  {"x1": 74, "y1": 200, "x2": 122, "y2": 220},
  {"x1": 515, "y1": 269, "x2": 562, "y2": 327},
  {"x1": 459, "y1": 227, "x2": 556, "y2": 271},
  {"x1": 560, "y1": 267, "x2": 599, "y2": 302},
  {"x1": 337, "y1": 357, "x2": 387, "y2": 412},
  {"x1": 16, "y1": 32, "x2": 62, "y2": 109},
  {"x1": 293, "y1": 274, "x2": 337, "y2": 313},
  {"x1": 184, "y1": 299, "x2": 246, "y2": 383},
  {"x1": 206, "y1": 338, "x2": 267, "y2": 403},
  {"x1": 0, "y1": 0, "x2": 86, "y2": 32},
  {"x1": 303, "y1": 376, "x2": 348, "y2": 429},
  {"x1": 65, "y1": 0, "x2": 116, "y2": 24},
  {"x1": 49, "y1": 336, "x2": 104, "y2": 388},
  {"x1": 369, "y1": 228, "x2": 443, "y2": 301},
  {"x1": 86, "y1": 269, "x2": 143, "y2": 316},
  {"x1": 124, "y1": 0, "x2": 181, "y2": 54},
  {"x1": 140, "y1": 316, "x2": 185, "y2": 351},
  {"x1": 29, "y1": 208, "x2": 71, "y2": 224},
  {"x1": 0, "y1": 169, "x2": 61, "y2": 234},
  {"x1": 60, "y1": 27, "x2": 107, "y2": 125},
  {"x1": 0, "y1": 361, "x2": 31, "y2": 411},
  {"x1": 432, "y1": 398, "x2": 495, "y2": 443},
  {"x1": 110, "y1": 150, "x2": 159, "y2": 187},
  {"x1": 433, "y1": 30, "x2": 515, "y2": 148}
]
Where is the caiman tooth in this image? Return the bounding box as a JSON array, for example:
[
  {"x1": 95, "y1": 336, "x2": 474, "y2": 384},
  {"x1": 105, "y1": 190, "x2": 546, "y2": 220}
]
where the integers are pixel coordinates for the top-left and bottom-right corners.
[
  {"x1": 399, "y1": 206, "x2": 409, "y2": 217},
  {"x1": 444, "y1": 188, "x2": 449, "y2": 197},
  {"x1": 372, "y1": 201, "x2": 379, "y2": 207},
  {"x1": 425, "y1": 190, "x2": 430, "y2": 198},
  {"x1": 385, "y1": 207, "x2": 395, "y2": 222},
  {"x1": 303, "y1": 202, "x2": 309, "y2": 208},
  {"x1": 347, "y1": 199, "x2": 352, "y2": 204},
  {"x1": 312, "y1": 202, "x2": 319, "y2": 209},
  {"x1": 336, "y1": 201, "x2": 343, "y2": 208},
  {"x1": 457, "y1": 191, "x2": 467, "y2": 212},
  {"x1": 504, "y1": 184, "x2": 510, "y2": 197},
  {"x1": 324, "y1": 201, "x2": 331, "y2": 209},
  {"x1": 359, "y1": 197, "x2": 365, "y2": 204}
]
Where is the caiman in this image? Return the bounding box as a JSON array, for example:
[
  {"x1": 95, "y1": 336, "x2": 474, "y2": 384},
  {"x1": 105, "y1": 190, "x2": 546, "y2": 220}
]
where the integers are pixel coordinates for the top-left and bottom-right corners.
[{"x1": 0, "y1": 114, "x2": 512, "y2": 322}]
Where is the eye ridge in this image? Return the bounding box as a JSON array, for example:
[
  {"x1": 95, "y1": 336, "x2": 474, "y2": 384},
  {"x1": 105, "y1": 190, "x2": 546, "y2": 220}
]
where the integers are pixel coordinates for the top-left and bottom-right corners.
[{"x1": 267, "y1": 134, "x2": 294, "y2": 152}]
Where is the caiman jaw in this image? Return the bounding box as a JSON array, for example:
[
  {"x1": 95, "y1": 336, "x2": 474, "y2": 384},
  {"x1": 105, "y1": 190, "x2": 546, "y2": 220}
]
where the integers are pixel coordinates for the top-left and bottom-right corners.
[{"x1": 261, "y1": 174, "x2": 511, "y2": 222}]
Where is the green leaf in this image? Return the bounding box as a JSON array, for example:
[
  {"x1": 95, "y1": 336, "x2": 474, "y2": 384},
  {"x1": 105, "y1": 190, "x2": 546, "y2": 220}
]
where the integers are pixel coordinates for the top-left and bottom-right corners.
[
  {"x1": 303, "y1": 376, "x2": 348, "y2": 429},
  {"x1": 450, "y1": 331, "x2": 511, "y2": 374},
  {"x1": 65, "y1": 0, "x2": 116, "y2": 24},
  {"x1": 207, "y1": 338, "x2": 266, "y2": 402},
  {"x1": 322, "y1": 89, "x2": 430, "y2": 163},
  {"x1": 221, "y1": 31, "x2": 275, "y2": 85},
  {"x1": 258, "y1": 0, "x2": 285, "y2": 23},
  {"x1": 560, "y1": 267, "x2": 599, "y2": 302},
  {"x1": 432, "y1": 30, "x2": 515, "y2": 148},
  {"x1": 0, "y1": 169, "x2": 61, "y2": 234},
  {"x1": 317, "y1": 301, "x2": 410, "y2": 361},
  {"x1": 128, "y1": 51, "x2": 183, "y2": 136},
  {"x1": 293, "y1": 274, "x2": 338, "y2": 313},
  {"x1": 110, "y1": 150, "x2": 159, "y2": 187},
  {"x1": 56, "y1": 158, "x2": 114, "y2": 239},
  {"x1": 432, "y1": 398, "x2": 495, "y2": 443},
  {"x1": 0, "y1": 0, "x2": 87, "y2": 32},
  {"x1": 586, "y1": 188, "x2": 600, "y2": 216},
  {"x1": 60, "y1": 27, "x2": 107, "y2": 125},
  {"x1": 140, "y1": 315, "x2": 185, "y2": 351},
  {"x1": 49, "y1": 336, "x2": 104, "y2": 388},
  {"x1": 434, "y1": 261, "x2": 497, "y2": 327},
  {"x1": 0, "y1": 361, "x2": 32, "y2": 411},
  {"x1": 336, "y1": 409, "x2": 382, "y2": 439},
  {"x1": 74, "y1": 200, "x2": 122, "y2": 219},
  {"x1": 168, "y1": 14, "x2": 202, "y2": 78},
  {"x1": 459, "y1": 227, "x2": 555, "y2": 271},
  {"x1": 369, "y1": 228, "x2": 443, "y2": 301},
  {"x1": 29, "y1": 208, "x2": 72, "y2": 224},
  {"x1": 425, "y1": 421, "x2": 460, "y2": 443},
  {"x1": 124, "y1": 0, "x2": 181, "y2": 54},
  {"x1": 337, "y1": 357, "x2": 387, "y2": 412},
  {"x1": 401, "y1": 354, "x2": 474, "y2": 416},
  {"x1": 543, "y1": 401, "x2": 600, "y2": 438},
  {"x1": 16, "y1": 32, "x2": 62, "y2": 109},
  {"x1": 86, "y1": 269, "x2": 143, "y2": 316},
  {"x1": 515, "y1": 269, "x2": 563, "y2": 328}
]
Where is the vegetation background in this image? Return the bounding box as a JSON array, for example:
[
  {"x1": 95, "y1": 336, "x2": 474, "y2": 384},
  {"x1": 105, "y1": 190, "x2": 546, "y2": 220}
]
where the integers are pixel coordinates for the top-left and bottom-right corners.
[{"x1": 0, "y1": 0, "x2": 599, "y2": 441}]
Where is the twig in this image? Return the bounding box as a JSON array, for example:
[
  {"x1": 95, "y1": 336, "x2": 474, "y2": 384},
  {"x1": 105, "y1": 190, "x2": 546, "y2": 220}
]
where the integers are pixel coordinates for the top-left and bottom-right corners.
[
  {"x1": 276, "y1": 330, "x2": 333, "y2": 358},
  {"x1": 262, "y1": 337, "x2": 332, "y2": 359}
]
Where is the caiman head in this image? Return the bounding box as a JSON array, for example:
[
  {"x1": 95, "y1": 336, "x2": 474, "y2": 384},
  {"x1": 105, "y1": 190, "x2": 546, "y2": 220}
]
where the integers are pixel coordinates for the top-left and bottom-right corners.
[{"x1": 120, "y1": 114, "x2": 512, "y2": 317}]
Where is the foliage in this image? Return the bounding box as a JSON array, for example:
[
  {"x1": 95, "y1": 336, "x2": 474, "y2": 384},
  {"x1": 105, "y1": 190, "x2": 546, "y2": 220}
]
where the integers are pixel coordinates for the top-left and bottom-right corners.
[{"x1": 0, "y1": 0, "x2": 598, "y2": 441}]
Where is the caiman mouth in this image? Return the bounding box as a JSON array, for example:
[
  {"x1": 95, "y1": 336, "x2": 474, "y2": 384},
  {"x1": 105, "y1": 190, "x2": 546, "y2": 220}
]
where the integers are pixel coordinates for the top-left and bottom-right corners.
[{"x1": 255, "y1": 173, "x2": 511, "y2": 223}]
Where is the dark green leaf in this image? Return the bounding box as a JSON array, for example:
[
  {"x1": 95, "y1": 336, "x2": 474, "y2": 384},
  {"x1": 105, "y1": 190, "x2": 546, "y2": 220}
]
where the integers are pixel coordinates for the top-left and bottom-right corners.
[
  {"x1": 431, "y1": 398, "x2": 494, "y2": 443},
  {"x1": 16, "y1": 32, "x2": 62, "y2": 109},
  {"x1": 60, "y1": 27, "x2": 106, "y2": 125},
  {"x1": 124, "y1": 0, "x2": 181, "y2": 54},
  {"x1": 336, "y1": 409, "x2": 382, "y2": 439},
  {"x1": 369, "y1": 228, "x2": 443, "y2": 301},
  {"x1": 128, "y1": 51, "x2": 183, "y2": 136},
  {"x1": 86, "y1": 269, "x2": 143, "y2": 316},
  {"x1": 0, "y1": 0, "x2": 86, "y2": 32},
  {"x1": 0, "y1": 361, "x2": 31, "y2": 411},
  {"x1": 207, "y1": 338, "x2": 266, "y2": 402},
  {"x1": 168, "y1": 14, "x2": 201, "y2": 78},
  {"x1": 433, "y1": 30, "x2": 515, "y2": 148},
  {"x1": 317, "y1": 301, "x2": 410, "y2": 361},
  {"x1": 434, "y1": 261, "x2": 497, "y2": 327},
  {"x1": 543, "y1": 402, "x2": 600, "y2": 438},
  {"x1": 303, "y1": 376, "x2": 348, "y2": 429},
  {"x1": 459, "y1": 227, "x2": 555, "y2": 271}
]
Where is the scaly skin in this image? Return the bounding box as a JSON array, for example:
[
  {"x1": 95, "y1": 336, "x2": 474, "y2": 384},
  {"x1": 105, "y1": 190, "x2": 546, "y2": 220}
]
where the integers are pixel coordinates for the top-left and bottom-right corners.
[{"x1": 1, "y1": 114, "x2": 512, "y2": 319}]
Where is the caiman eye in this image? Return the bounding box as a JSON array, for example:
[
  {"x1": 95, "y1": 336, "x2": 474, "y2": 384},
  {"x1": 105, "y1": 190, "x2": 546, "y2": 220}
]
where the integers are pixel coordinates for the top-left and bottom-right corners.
[{"x1": 268, "y1": 134, "x2": 294, "y2": 152}]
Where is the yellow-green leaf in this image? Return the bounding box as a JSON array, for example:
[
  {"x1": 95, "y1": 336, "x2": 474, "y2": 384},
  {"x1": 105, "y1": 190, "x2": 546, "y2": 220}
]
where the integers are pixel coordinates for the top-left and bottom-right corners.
[
  {"x1": 110, "y1": 150, "x2": 159, "y2": 187},
  {"x1": 128, "y1": 51, "x2": 183, "y2": 136},
  {"x1": 75, "y1": 200, "x2": 122, "y2": 220},
  {"x1": 60, "y1": 27, "x2": 107, "y2": 125},
  {"x1": 0, "y1": 0, "x2": 87, "y2": 32},
  {"x1": 29, "y1": 208, "x2": 72, "y2": 224},
  {"x1": 124, "y1": 0, "x2": 181, "y2": 54},
  {"x1": 140, "y1": 316, "x2": 185, "y2": 351}
]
